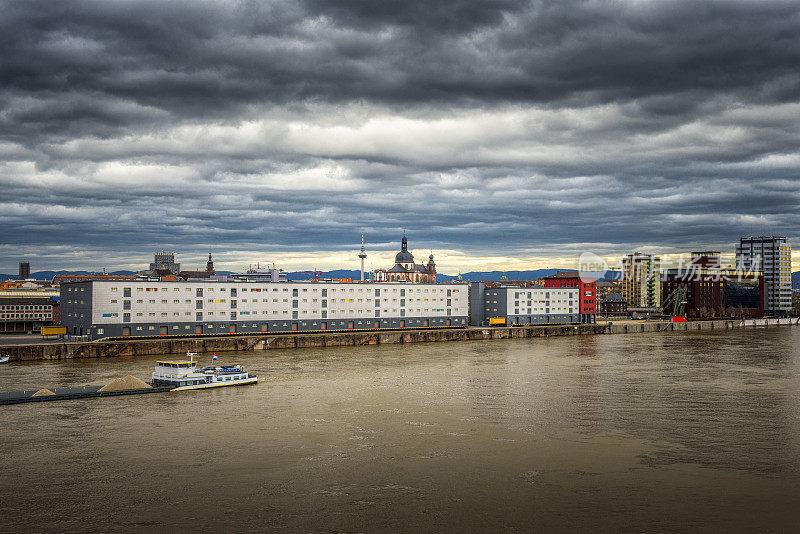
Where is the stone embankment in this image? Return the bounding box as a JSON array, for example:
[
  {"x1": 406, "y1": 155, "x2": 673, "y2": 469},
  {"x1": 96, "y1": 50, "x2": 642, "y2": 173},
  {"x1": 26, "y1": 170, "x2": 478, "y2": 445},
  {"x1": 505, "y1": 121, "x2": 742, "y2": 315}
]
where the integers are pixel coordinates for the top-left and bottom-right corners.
[{"x1": 1, "y1": 318, "x2": 797, "y2": 362}]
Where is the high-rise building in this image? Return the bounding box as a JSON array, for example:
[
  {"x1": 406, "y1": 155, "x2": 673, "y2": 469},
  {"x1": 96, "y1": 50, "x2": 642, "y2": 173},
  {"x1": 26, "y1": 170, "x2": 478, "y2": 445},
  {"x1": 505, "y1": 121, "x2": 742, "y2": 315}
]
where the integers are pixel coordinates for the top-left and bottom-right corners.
[
  {"x1": 18, "y1": 262, "x2": 30, "y2": 280},
  {"x1": 147, "y1": 251, "x2": 181, "y2": 276},
  {"x1": 735, "y1": 236, "x2": 792, "y2": 316},
  {"x1": 621, "y1": 252, "x2": 661, "y2": 308}
]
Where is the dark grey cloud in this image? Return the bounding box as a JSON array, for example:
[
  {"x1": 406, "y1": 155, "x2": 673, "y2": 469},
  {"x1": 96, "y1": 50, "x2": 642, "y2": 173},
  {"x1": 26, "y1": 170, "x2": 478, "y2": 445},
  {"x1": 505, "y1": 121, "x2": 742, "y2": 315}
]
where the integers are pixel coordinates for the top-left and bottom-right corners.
[{"x1": 1, "y1": 0, "x2": 799, "y2": 272}]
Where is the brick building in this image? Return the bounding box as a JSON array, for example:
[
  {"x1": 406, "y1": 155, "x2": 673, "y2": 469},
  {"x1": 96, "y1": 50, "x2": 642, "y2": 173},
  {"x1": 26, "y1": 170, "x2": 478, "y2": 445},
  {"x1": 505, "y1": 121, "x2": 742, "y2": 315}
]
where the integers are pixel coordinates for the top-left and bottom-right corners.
[
  {"x1": 600, "y1": 292, "x2": 627, "y2": 316},
  {"x1": 662, "y1": 252, "x2": 764, "y2": 318}
]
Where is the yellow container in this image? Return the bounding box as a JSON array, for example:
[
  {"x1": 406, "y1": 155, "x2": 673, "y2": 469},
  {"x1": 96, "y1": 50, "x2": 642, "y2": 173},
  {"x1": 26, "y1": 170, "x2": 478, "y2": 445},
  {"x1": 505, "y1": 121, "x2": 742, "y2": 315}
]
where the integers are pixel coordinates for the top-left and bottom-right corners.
[{"x1": 40, "y1": 326, "x2": 67, "y2": 336}]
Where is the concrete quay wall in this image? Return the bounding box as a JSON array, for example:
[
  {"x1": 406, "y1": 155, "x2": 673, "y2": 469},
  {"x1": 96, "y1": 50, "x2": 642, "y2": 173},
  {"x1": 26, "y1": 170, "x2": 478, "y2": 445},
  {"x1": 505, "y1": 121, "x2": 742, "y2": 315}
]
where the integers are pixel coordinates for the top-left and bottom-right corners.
[
  {"x1": 606, "y1": 319, "x2": 740, "y2": 334},
  {"x1": 0, "y1": 319, "x2": 792, "y2": 362}
]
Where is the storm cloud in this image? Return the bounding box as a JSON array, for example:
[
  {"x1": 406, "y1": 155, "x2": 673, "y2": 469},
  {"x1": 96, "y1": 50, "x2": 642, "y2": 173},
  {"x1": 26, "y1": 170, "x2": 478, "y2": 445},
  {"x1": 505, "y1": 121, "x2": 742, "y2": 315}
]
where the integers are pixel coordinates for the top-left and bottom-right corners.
[{"x1": 1, "y1": 0, "x2": 799, "y2": 272}]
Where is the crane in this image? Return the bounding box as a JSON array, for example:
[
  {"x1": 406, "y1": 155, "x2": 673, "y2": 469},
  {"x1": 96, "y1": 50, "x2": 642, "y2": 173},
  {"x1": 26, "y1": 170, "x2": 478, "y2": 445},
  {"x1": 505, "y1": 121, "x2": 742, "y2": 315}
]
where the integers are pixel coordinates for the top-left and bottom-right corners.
[
  {"x1": 295, "y1": 269, "x2": 322, "y2": 281},
  {"x1": 661, "y1": 285, "x2": 688, "y2": 319}
]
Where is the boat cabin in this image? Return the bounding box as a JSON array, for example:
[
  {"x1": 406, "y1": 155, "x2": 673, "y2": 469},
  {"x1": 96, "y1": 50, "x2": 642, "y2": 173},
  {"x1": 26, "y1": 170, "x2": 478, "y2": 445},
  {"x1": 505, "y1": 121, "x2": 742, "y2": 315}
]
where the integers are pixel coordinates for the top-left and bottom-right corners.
[
  {"x1": 152, "y1": 360, "x2": 206, "y2": 387},
  {"x1": 155, "y1": 360, "x2": 197, "y2": 370}
]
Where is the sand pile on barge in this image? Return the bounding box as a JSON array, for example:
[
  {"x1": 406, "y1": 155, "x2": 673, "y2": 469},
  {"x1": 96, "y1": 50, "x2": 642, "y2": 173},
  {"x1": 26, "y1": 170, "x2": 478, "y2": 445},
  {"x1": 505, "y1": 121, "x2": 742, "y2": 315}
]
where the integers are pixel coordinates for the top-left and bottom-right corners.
[
  {"x1": 98, "y1": 375, "x2": 151, "y2": 392},
  {"x1": 31, "y1": 388, "x2": 56, "y2": 397}
]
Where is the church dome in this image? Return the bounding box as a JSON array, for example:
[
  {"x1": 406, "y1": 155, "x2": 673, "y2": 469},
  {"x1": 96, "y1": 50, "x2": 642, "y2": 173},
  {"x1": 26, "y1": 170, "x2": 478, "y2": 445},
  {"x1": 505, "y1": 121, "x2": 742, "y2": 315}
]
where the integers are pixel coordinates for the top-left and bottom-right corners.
[
  {"x1": 394, "y1": 236, "x2": 415, "y2": 264},
  {"x1": 395, "y1": 250, "x2": 414, "y2": 263}
]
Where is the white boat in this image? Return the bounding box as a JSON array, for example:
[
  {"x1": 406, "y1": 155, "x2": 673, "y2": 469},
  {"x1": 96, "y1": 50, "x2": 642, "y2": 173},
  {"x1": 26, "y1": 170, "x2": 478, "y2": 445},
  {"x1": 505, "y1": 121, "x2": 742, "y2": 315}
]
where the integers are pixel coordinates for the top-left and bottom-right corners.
[
  {"x1": 0, "y1": 355, "x2": 9, "y2": 364},
  {"x1": 151, "y1": 358, "x2": 257, "y2": 391}
]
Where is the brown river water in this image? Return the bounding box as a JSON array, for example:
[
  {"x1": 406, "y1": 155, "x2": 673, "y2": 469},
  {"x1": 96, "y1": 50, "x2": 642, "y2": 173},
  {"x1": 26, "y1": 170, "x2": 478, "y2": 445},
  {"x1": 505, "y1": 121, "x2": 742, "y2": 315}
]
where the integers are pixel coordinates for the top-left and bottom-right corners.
[{"x1": 2, "y1": 328, "x2": 800, "y2": 532}]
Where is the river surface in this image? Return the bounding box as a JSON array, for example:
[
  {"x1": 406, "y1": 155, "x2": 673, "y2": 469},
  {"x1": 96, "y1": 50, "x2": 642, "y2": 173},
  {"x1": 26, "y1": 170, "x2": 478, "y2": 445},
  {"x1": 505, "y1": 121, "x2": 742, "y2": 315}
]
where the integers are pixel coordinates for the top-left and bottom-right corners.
[{"x1": 3, "y1": 328, "x2": 800, "y2": 532}]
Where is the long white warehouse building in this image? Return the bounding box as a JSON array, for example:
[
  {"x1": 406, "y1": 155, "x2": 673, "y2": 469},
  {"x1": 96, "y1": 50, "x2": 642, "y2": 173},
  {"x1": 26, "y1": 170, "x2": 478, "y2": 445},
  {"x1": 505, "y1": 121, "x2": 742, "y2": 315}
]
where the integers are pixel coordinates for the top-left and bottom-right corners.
[{"x1": 61, "y1": 280, "x2": 469, "y2": 339}]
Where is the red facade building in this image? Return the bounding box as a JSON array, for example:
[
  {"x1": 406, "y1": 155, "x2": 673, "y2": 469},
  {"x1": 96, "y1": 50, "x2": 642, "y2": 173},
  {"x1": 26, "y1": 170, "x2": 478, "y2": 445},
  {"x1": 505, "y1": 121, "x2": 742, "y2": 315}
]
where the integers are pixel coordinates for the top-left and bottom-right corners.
[{"x1": 541, "y1": 270, "x2": 597, "y2": 323}]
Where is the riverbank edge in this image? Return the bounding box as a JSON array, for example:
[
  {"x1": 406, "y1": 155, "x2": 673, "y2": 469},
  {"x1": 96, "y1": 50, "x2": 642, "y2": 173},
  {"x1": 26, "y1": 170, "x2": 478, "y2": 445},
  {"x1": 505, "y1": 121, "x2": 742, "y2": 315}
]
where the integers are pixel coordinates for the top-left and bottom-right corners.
[{"x1": 2, "y1": 318, "x2": 797, "y2": 362}]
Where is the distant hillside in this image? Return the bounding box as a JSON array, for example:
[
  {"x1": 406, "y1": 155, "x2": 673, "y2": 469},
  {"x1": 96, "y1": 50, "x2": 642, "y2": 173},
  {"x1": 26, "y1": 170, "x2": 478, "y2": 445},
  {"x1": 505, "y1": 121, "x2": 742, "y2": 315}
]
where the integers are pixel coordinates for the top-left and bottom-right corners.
[
  {"x1": 0, "y1": 270, "x2": 138, "y2": 281},
  {"x1": 0, "y1": 270, "x2": 236, "y2": 281},
  {"x1": 284, "y1": 269, "x2": 565, "y2": 282},
  {"x1": 285, "y1": 269, "x2": 362, "y2": 281},
  {"x1": 436, "y1": 269, "x2": 561, "y2": 282}
]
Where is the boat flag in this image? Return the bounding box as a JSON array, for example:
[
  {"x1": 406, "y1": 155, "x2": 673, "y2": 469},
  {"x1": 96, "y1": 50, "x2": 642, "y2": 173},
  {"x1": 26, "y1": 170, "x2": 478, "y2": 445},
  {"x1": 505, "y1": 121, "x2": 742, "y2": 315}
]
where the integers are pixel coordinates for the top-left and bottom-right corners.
[{"x1": 213, "y1": 353, "x2": 218, "y2": 361}]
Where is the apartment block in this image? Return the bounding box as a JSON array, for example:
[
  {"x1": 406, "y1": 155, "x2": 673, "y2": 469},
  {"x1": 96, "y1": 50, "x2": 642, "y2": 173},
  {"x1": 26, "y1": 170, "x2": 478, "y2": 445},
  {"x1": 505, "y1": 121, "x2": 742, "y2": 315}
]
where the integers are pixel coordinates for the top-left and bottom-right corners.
[
  {"x1": 736, "y1": 236, "x2": 792, "y2": 316},
  {"x1": 469, "y1": 283, "x2": 580, "y2": 326},
  {"x1": 540, "y1": 270, "x2": 597, "y2": 324},
  {"x1": 60, "y1": 280, "x2": 469, "y2": 339},
  {"x1": 621, "y1": 252, "x2": 661, "y2": 308}
]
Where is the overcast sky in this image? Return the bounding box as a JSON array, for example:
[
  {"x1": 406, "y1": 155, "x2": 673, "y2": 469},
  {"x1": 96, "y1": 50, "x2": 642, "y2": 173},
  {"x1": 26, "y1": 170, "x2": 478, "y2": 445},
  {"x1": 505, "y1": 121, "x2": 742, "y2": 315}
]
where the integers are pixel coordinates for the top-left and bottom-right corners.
[{"x1": 2, "y1": 0, "x2": 799, "y2": 274}]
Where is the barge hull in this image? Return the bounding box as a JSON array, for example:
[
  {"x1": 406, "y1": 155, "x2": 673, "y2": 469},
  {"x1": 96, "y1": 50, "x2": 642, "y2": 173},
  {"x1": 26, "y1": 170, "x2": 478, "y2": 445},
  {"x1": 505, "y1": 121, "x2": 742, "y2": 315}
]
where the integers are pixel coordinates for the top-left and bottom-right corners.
[{"x1": 0, "y1": 386, "x2": 173, "y2": 406}]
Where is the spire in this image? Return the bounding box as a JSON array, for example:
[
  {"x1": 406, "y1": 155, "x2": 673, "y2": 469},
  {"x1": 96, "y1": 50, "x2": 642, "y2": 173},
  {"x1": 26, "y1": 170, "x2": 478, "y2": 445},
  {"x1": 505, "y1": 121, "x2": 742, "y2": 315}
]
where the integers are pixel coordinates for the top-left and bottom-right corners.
[
  {"x1": 206, "y1": 251, "x2": 215, "y2": 274},
  {"x1": 427, "y1": 250, "x2": 436, "y2": 278},
  {"x1": 401, "y1": 235, "x2": 408, "y2": 252}
]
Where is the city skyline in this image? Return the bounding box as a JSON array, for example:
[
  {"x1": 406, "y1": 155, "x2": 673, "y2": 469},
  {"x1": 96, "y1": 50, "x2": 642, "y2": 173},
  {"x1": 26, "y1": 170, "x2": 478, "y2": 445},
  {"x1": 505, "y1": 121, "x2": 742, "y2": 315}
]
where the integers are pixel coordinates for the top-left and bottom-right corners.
[
  {"x1": 2, "y1": 241, "x2": 796, "y2": 277},
  {"x1": 2, "y1": 1, "x2": 800, "y2": 273}
]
